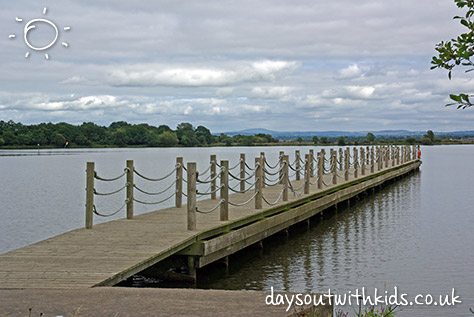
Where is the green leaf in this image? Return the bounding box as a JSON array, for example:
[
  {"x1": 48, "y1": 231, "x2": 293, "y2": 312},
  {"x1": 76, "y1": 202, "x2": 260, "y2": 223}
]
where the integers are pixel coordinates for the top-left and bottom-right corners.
[{"x1": 450, "y1": 94, "x2": 462, "y2": 102}]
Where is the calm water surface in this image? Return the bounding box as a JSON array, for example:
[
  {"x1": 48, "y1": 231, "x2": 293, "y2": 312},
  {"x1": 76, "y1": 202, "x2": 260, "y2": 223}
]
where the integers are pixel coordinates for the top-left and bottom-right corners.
[{"x1": 0, "y1": 145, "x2": 473, "y2": 316}]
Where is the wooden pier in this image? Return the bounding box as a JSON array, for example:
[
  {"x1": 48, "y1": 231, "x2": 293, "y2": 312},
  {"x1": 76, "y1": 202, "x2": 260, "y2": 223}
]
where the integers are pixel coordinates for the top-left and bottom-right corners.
[{"x1": 0, "y1": 145, "x2": 421, "y2": 289}]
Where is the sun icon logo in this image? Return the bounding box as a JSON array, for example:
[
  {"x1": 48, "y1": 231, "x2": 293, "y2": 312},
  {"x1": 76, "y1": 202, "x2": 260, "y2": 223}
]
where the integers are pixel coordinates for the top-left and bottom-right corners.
[{"x1": 8, "y1": 7, "x2": 71, "y2": 60}]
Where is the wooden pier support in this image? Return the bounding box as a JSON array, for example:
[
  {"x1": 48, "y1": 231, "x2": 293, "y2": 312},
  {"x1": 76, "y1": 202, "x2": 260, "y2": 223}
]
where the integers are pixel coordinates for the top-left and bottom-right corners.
[
  {"x1": 187, "y1": 162, "x2": 197, "y2": 230},
  {"x1": 255, "y1": 157, "x2": 263, "y2": 209},
  {"x1": 126, "y1": 160, "x2": 134, "y2": 219},
  {"x1": 210, "y1": 155, "x2": 217, "y2": 200},
  {"x1": 176, "y1": 157, "x2": 183, "y2": 207},
  {"x1": 220, "y1": 160, "x2": 229, "y2": 221},
  {"x1": 85, "y1": 162, "x2": 94, "y2": 229}
]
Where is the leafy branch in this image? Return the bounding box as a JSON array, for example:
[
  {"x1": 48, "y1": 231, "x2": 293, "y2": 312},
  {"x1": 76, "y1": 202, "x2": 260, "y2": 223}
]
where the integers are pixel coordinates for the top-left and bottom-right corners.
[{"x1": 431, "y1": 0, "x2": 474, "y2": 108}]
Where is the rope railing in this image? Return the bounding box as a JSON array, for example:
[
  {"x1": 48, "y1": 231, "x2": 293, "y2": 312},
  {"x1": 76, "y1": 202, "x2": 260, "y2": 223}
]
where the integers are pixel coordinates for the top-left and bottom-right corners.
[
  {"x1": 197, "y1": 184, "x2": 223, "y2": 196},
  {"x1": 93, "y1": 200, "x2": 128, "y2": 217},
  {"x1": 85, "y1": 146, "x2": 415, "y2": 229},
  {"x1": 133, "y1": 180, "x2": 177, "y2": 196},
  {"x1": 229, "y1": 181, "x2": 256, "y2": 193},
  {"x1": 93, "y1": 183, "x2": 129, "y2": 196},
  {"x1": 196, "y1": 199, "x2": 224, "y2": 214},
  {"x1": 94, "y1": 169, "x2": 128, "y2": 182},
  {"x1": 197, "y1": 171, "x2": 221, "y2": 184},
  {"x1": 133, "y1": 192, "x2": 176, "y2": 205},
  {"x1": 134, "y1": 166, "x2": 177, "y2": 182},
  {"x1": 262, "y1": 186, "x2": 286, "y2": 206},
  {"x1": 228, "y1": 191, "x2": 259, "y2": 207},
  {"x1": 264, "y1": 158, "x2": 280, "y2": 169}
]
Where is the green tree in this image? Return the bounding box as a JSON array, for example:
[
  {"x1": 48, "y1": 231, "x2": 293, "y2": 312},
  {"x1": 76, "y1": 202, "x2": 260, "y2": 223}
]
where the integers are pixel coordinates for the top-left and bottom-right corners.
[
  {"x1": 0, "y1": 136, "x2": 5, "y2": 146},
  {"x1": 195, "y1": 125, "x2": 213, "y2": 145},
  {"x1": 157, "y1": 131, "x2": 179, "y2": 147},
  {"x1": 52, "y1": 133, "x2": 66, "y2": 147},
  {"x1": 366, "y1": 132, "x2": 375, "y2": 143},
  {"x1": 320, "y1": 136, "x2": 328, "y2": 144},
  {"x1": 337, "y1": 136, "x2": 346, "y2": 146},
  {"x1": 431, "y1": 0, "x2": 474, "y2": 108},
  {"x1": 312, "y1": 136, "x2": 319, "y2": 144},
  {"x1": 424, "y1": 130, "x2": 435, "y2": 142},
  {"x1": 406, "y1": 137, "x2": 416, "y2": 145},
  {"x1": 421, "y1": 137, "x2": 433, "y2": 145},
  {"x1": 296, "y1": 137, "x2": 303, "y2": 143}
]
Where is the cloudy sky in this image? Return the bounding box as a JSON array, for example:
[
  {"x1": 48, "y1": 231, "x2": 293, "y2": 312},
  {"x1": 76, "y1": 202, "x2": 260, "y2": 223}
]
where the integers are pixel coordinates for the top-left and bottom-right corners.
[{"x1": 1, "y1": 0, "x2": 474, "y2": 132}]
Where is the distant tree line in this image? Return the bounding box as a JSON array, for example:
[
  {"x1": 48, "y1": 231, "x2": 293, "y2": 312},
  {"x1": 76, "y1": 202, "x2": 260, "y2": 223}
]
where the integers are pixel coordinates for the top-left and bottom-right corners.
[
  {"x1": 0, "y1": 120, "x2": 278, "y2": 148},
  {"x1": 0, "y1": 121, "x2": 470, "y2": 148}
]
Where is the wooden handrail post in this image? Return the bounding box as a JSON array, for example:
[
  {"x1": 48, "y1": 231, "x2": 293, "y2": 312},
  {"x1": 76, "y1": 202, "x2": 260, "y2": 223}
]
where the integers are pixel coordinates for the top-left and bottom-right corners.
[
  {"x1": 126, "y1": 160, "x2": 134, "y2": 219},
  {"x1": 360, "y1": 147, "x2": 365, "y2": 176},
  {"x1": 255, "y1": 157, "x2": 263, "y2": 209},
  {"x1": 175, "y1": 157, "x2": 183, "y2": 208},
  {"x1": 344, "y1": 148, "x2": 349, "y2": 181},
  {"x1": 304, "y1": 154, "x2": 310, "y2": 194},
  {"x1": 295, "y1": 150, "x2": 301, "y2": 181},
  {"x1": 385, "y1": 146, "x2": 389, "y2": 168},
  {"x1": 220, "y1": 160, "x2": 229, "y2": 221},
  {"x1": 282, "y1": 155, "x2": 289, "y2": 201},
  {"x1": 396, "y1": 146, "x2": 400, "y2": 165},
  {"x1": 240, "y1": 153, "x2": 246, "y2": 192},
  {"x1": 85, "y1": 162, "x2": 94, "y2": 229},
  {"x1": 210, "y1": 155, "x2": 217, "y2": 200},
  {"x1": 392, "y1": 146, "x2": 395, "y2": 166},
  {"x1": 338, "y1": 148, "x2": 343, "y2": 171},
  {"x1": 279, "y1": 151, "x2": 285, "y2": 184},
  {"x1": 260, "y1": 152, "x2": 266, "y2": 188},
  {"x1": 370, "y1": 147, "x2": 375, "y2": 173},
  {"x1": 354, "y1": 148, "x2": 359, "y2": 178},
  {"x1": 317, "y1": 151, "x2": 323, "y2": 189},
  {"x1": 309, "y1": 149, "x2": 314, "y2": 177},
  {"x1": 332, "y1": 150, "x2": 337, "y2": 185},
  {"x1": 187, "y1": 162, "x2": 197, "y2": 230}
]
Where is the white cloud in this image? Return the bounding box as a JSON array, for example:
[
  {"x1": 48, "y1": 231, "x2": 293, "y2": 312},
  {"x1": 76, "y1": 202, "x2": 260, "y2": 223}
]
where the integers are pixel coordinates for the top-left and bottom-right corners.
[
  {"x1": 109, "y1": 60, "x2": 299, "y2": 87},
  {"x1": 251, "y1": 86, "x2": 294, "y2": 99},
  {"x1": 337, "y1": 64, "x2": 365, "y2": 79}
]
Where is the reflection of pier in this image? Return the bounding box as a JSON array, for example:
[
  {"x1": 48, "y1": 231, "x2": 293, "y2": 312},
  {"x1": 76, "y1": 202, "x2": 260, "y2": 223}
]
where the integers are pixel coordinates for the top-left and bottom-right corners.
[{"x1": 0, "y1": 145, "x2": 421, "y2": 289}]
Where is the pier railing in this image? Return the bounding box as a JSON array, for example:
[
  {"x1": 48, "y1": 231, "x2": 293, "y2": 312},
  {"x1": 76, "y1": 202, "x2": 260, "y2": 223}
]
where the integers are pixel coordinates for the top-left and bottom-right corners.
[{"x1": 85, "y1": 145, "x2": 420, "y2": 230}]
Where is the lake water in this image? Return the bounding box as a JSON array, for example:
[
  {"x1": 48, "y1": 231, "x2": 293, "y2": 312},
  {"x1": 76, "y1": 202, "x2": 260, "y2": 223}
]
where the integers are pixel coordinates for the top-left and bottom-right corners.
[{"x1": 0, "y1": 145, "x2": 473, "y2": 316}]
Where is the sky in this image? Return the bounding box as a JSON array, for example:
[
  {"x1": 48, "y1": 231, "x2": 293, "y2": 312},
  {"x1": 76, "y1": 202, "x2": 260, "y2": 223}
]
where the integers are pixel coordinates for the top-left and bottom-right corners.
[{"x1": 1, "y1": 0, "x2": 474, "y2": 133}]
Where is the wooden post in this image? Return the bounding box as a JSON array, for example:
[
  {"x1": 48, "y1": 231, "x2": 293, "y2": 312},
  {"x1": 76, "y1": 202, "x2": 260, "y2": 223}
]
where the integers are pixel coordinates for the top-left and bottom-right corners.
[
  {"x1": 187, "y1": 162, "x2": 197, "y2": 230},
  {"x1": 85, "y1": 162, "x2": 94, "y2": 229},
  {"x1": 176, "y1": 157, "x2": 183, "y2": 208},
  {"x1": 220, "y1": 160, "x2": 229, "y2": 221},
  {"x1": 332, "y1": 150, "x2": 337, "y2": 185},
  {"x1": 255, "y1": 157, "x2": 263, "y2": 209},
  {"x1": 361, "y1": 147, "x2": 365, "y2": 176},
  {"x1": 304, "y1": 154, "x2": 310, "y2": 194},
  {"x1": 338, "y1": 148, "x2": 343, "y2": 171},
  {"x1": 392, "y1": 146, "x2": 395, "y2": 167},
  {"x1": 370, "y1": 147, "x2": 375, "y2": 174},
  {"x1": 354, "y1": 148, "x2": 359, "y2": 178},
  {"x1": 309, "y1": 149, "x2": 314, "y2": 177},
  {"x1": 344, "y1": 148, "x2": 349, "y2": 181},
  {"x1": 295, "y1": 150, "x2": 301, "y2": 181},
  {"x1": 260, "y1": 152, "x2": 266, "y2": 188},
  {"x1": 317, "y1": 151, "x2": 323, "y2": 189},
  {"x1": 210, "y1": 154, "x2": 217, "y2": 200},
  {"x1": 279, "y1": 151, "x2": 285, "y2": 183},
  {"x1": 396, "y1": 146, "x2": 400, "y2": 165},
  {"x1": 240, "y1": 153, "x2": 246, "y2": 192},
  {"x1": 126, "y1": 160, "x2": 134, "y2": 219},
  {"x1": 385, "y1": 146, "x2": 389, "y2": 168},
  {"x1": 282, "y1": 155, "x2": 289, "y2": 201}
]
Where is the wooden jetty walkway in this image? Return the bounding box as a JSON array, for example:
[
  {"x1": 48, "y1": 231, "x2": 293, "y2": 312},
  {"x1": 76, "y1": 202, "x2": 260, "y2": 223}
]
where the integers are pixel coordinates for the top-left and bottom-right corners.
[{"x1": 0, "y1": 145, "x2": 421, "y2": 289}]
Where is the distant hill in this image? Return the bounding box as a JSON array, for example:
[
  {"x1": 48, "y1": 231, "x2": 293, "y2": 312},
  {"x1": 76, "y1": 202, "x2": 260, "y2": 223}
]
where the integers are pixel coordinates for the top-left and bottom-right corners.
[{"x1": 217, "y1": 129, "x2": 474, "y2": 138}]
